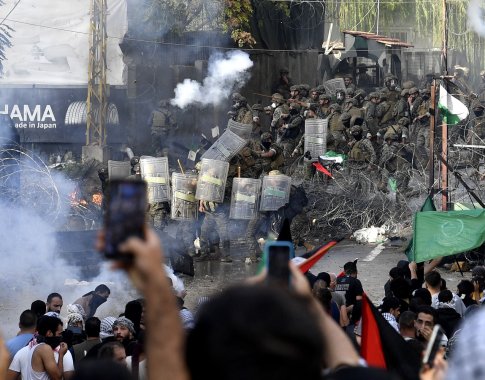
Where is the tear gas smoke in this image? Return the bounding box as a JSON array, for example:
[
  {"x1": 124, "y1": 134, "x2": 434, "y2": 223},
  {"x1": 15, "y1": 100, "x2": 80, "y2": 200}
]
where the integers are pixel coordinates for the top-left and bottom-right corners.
[
  {"x1": 171, "y1": 50, "x2": 254, "y2": 109},
  {"x1": 468, "y1": 0, "x2": 485, "y2": 36}
]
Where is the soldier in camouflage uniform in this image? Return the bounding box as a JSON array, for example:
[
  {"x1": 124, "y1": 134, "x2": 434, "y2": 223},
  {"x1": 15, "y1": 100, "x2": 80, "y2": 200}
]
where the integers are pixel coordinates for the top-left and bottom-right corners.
[
  {"x1": 347, "y1": 125, "x2": 376, "y2": 172},
  {"x1": 408, "y1": 87, "x2": 423, "y2": 142},
  {"x1": 327, "y1": 103, "x2": 348, "y2": 153},
  {"x1": 317, "y1": 94, "x2": 332, "y2": 118},
  {"x1": 278, "y1": 103, "x2": 304, "y2": 160},
  {"x1": 379, "y1": 131, "x2": 414, "y2": 210},
  {"x1": 255, "y1": 132, "x2": 284, "y2": 175},
  {"x1": 343, "y1": 98, "x2": 364, "y2": 120},
  {"x1": 149, "y1": 100, "x2": 177, "y2": 157},
  {"x1": 376, "y1": 92, "x2": 396, "y2": 131},
  {"x1": 365, "y1": 92, "x2": 381, "y2": 136},
  {"x1": 335, "y1": 89, "x2": 346, "y2": 105},
  {"x1": 229, "y1": 93, "x2": 253, "y2": 124},
  {"x1": 343, "y1": 74, "x2": 356, "y2": 92},
  {"x1": 393, "y1": 89, "x2": 411, "y2": 123},
  {"x1": 381, "y1": 75, "x2": 400, "y2": 104},
  {"x1": 414, "y1": 88, "x2": 431, "y2": 165},
  {"x1": 269, "y1": 93, "x2": 289, "y2": 139}
]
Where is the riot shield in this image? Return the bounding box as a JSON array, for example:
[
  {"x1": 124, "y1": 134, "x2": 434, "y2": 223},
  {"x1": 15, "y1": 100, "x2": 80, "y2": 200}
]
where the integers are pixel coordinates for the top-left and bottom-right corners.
[
  {"x1": 195, "y1": 159, "x2": 229, "y2": 203},
  {"x1": 227, "y1": 119, "x2": 252, "y2": 140},
  {"x1": 259, "y1": 174, "x2": 291, "y2": 211},
  {"x1": 201, "y1": 129, "x2": 247, "y2": 162},
  {"x1": 171, "y1": 172, "x2": 198, "y2": 221},
  {"x1": 140, "y1": 157, "x2": 170, "y2": 203},
  {"x1": 229, "y1": 178, "x2": 261, "y2": 220},
  {"x1": 304, "y1": 119, "x2": 328, "y2": 161},
  {"x1": 107, "y1": 160, "x2": 131, "y2": 180},
  {"x1": 323, "y1": 78, "x2": 346, "y2": 96}
]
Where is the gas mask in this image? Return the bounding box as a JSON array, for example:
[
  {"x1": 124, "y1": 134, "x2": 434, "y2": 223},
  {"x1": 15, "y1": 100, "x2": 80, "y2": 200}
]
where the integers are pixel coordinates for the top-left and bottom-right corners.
[
  {"x1": 336, "y1": 92, "x2": 344, "y2": 101},
  {"x1": 232, "y1": 102, "x2": 240, "y2": 110},
  {"x1": 388, "y1": 79, "x2": 397, "y2": 90},
  {"x1": 253, "y1": 115, "x2": 260, "y2": 123}
]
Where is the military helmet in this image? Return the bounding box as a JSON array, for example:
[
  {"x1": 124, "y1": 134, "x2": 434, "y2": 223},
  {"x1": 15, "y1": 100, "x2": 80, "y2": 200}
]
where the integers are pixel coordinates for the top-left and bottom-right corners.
[
  {"x1": 409, "y1": 87, "x2": 419, "y2": 95},
  {"x1": 400, "y1": 89, "x2": 410, "y2": 97},
  {"x1": 346, "y1": 88, "x2": 355, "y2": 96},
  {"x1": 398, "y1": 117, "x2": 410, "y2": 126},
  {"x1": 300, "y1": 84, "x2": 311, "y2": 92},
  {"x1": 316, "y1": 84, "x2": 327, "y2": 93},
  {"x1": 402, "y1": 81, "x2": 415, "y2": 90},
  {"x1": 280, "y1": 67, "x2": 289, "y2": 74},
  {"x1": 350, "y1": 125, "x2": 363, "y2": 134},
  {"x1": 232, "y1": 92, "x2": 244, "y2": 102},
  {"x1": 369, "y1": 92, "x2": 379, "y2": 99},
  {"x1": 319, "y1": 94, "x2": 331, "y2": 101},
  {"x1": 268, "y1": 170, "x2": 282, "y2": 176},
  {"x1": 290, "y1": 85, "x2": 300, "y2": 92},
  {"x1": 355, "y1": 89, "x2": 366, "y2": 99},
  {"x1": 290, "y1": 103, "x2": 301, "y2": 112},
  {"x1": 252, "y1": 103, "x2": 264, "y2": 112},
  {"x1": 261, "y1": 132, "x2": 272, "y2": 142},
  {"x1": 329, "y1": 103, "x2": 342, "y2": 112},
  {"x1": 272, "y1": 93, "x2": 285, "y2": 104},
  {"x1": 343, "y1": 73, "x2": 353, "y2": 80},
  {"x1": 158, "y1": 99, "x2": 169, "y2": 107},
  {"x1": 340, "y1": 112, "x2": 352, "y2": 122},
  {"x1": 384, "y1": 131, "x2": 399, "y2": 141}
]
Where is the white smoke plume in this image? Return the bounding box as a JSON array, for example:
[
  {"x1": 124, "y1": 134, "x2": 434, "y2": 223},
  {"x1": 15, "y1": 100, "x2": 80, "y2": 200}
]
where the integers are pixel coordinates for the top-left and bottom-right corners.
[
  {"x1": 171, "y1": 50, "x2": 254, "y2": 109},
  {"x1": 468, "y1": 0, "x2": 485, "y2": 36}
]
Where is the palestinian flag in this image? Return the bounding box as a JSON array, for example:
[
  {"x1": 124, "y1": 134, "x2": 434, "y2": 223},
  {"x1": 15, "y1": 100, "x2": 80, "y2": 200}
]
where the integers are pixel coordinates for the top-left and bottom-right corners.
[
  {"x1": 361, "y1": 294, "x2": 420, "y2": 380},
  {"x1": 438, "y1": 81, "x2": 469, "y2": 125}
]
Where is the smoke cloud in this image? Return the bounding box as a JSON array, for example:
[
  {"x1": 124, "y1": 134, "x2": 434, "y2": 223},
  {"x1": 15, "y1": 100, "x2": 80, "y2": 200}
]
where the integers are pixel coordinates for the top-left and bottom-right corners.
[
  {"x1": 468, "y1": 0, "x2": 485, "y2": 36},
  {"x1": 171, "y1": 50, "x2": 254, "y2": 109}
]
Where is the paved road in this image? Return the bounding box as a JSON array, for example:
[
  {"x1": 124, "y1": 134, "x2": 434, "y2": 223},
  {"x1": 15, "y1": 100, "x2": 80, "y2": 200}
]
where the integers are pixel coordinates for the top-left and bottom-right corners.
[{"x1": 183, "y1": 239, "x2": 471, "y2": 309}]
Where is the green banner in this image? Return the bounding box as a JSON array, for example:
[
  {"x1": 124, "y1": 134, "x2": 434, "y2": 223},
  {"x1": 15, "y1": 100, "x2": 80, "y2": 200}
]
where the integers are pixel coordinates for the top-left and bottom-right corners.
[{"x1": 411, "y1": 209, "x2": 485, "y2": 263}]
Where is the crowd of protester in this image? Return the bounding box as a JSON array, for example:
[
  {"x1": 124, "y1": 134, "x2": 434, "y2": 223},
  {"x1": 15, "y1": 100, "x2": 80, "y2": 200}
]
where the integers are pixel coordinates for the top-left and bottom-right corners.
[{"x1": 1, "y1": 226, "x2": 485, "y2": 380}]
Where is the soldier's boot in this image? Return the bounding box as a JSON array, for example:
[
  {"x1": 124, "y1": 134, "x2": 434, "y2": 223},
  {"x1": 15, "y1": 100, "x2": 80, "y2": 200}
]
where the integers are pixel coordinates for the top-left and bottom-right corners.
[
  {"x1": 220, "y1": 241, "x2": 232, "y2": 263},
  {"x1": 210, "y1": 245, "x2": 221, "y2": 260}
]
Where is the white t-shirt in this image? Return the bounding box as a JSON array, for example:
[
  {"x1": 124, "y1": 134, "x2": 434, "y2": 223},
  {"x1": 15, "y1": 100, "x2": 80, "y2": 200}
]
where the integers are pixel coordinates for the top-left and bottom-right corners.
[{"x1": 9, "y1": 344, "x2": 75, "y2": 379}]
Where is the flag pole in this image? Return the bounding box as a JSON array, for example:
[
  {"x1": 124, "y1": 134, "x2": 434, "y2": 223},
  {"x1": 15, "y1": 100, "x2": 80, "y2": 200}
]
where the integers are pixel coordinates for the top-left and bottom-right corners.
[
  {"x1": 441, "y1": 0, "x2": 449, "y2": 211},
  {"x1": 429, "y1": 79, "x2": 436, "y2": 194}
]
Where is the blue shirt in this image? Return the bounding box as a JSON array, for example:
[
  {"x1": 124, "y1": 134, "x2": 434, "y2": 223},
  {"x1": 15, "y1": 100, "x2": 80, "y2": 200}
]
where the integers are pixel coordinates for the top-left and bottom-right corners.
[{"x1": 6, "y1": 333, "x2": 34, "y2": 357}]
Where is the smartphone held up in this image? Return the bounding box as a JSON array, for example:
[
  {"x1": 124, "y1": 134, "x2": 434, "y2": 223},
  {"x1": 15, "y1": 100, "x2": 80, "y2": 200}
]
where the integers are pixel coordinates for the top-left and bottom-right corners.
[
  {"x1": 264, "y1": 241, "x2": 295, "y2": 288},
  {"x1": 104, "y1": 179, "x2": 148, "y2": 260}
]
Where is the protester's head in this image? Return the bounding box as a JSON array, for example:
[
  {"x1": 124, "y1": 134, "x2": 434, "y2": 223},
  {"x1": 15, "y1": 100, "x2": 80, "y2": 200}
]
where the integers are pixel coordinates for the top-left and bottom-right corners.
[
  {"x1": 31, "y1": 300, "x2": 47, "y2": 318},
  {"x1": 471, "y1": 266, "x2": 485, "y2": 292},
  {"x1": 390, "y1": 277, "x2": 411, "y2": 300},
  {"x1": 344, "y1": 261, "x2": 358, "y2": 277},
  {"x1": 85, "y1": 317, "x2": 101, "y2": 339},
  {"x1": 389, "y1": 266, "x2": 404, "y2": 281},
  {"x1": 100, "y1": 316, "x2": 117, "y2": 339},
  {"x1": 399, "y1": 310, "x2": 416, "y2": 337},
  {"x1": 187, "y1": 285, "x2": 324, "y2": 380},
  {"x1": 410, "y1": 288, "x2": 432, "y2": 311},
  {"x1": 312, "y1": 284, "x2": 333, "y2": 314},
  {"x1": 95, "y1": 284, "x2": 111, "y2": 299},
  {"x1": 380, "y1": 297, "x2": 401, "y2": 318},
  {"x1": 124, "y1": 300, "x2": 142, "y2": 333},
  {"x1": 415, "y1": 306, "x2": 437, "y2": 340},
  {"x1": 457, "y1": 279, "x2": 474, "y2": 298},
  {"x1": 329, "y1": 273, "x2": 338, "y2": 290},
  {"x1": 72, "y1": 360, "x2": 132, "y2": 380},
  {"x1": 46, "y1": 293, "x2": 63, "y2": 314},
  {"x1": 424, "y1": 271, "x2": 441, "y2": 291},
  {"x1": 37, "y1": 315, "x2": 63, "y2": 350},
  {"x1": 437, "y1": 289, "x2": 453, "y2": 304},
  {"x1": 315, "y1": 272, "x2": 331, "y2": 288},
  {"x1": 18, "y1": 309, "x2": 37, "y2": 331},
  {"x1": 98, "y1": 341, "x2": 127, "y2": 364},
  {"x1": 67, "y1": 304, "x2": 86, "y2": 328},
  {"x1": 112, "y1": 317, "x2": 135, "y2": 343}
]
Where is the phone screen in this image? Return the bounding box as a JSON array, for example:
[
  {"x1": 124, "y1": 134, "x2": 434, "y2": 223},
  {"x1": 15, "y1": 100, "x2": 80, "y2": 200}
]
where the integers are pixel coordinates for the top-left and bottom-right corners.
[
  {"x1": 104, "y1": 180, "x2": 147, "y2": 259},
  {"x1": 422, "y1": 325, "x2": 444, "y2": 367},
  {"x1": 267, "y1": 245, "x2": 291, "y2": 287}
]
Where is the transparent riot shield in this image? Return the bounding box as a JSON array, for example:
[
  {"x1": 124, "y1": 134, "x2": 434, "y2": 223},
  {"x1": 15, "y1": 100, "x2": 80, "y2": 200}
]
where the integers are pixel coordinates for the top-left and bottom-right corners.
[
  {"x1": 304, "y1": 119, "x2": 328, "y2": 161},
  {"x1": 140, "y1": 157, "x2": 170, "y2": 203},
  {"x1": 259, "y1": 174, "x2": 291, "y2": 211},
  {"x1": 229, "y1": 178, "x2": 261, "y2": 220},
  {"x1": 323, "y1": 78, "x2": 346, "y2": 96},
  {"x1": 171, "y1": 172, "x2": 198, "y2": 220},
  {"x1": 107, "y1": 160, "x2": 131, "y2": 180},
  {"x1": 227, "y1": 119, "x2": 252, "y2": 140},
  {"x1": 195, "y1": 159, "x2": 229, "y2": 203},
  {"x1": 201, "y1": 129, "x2": 247, "y2": 162}
]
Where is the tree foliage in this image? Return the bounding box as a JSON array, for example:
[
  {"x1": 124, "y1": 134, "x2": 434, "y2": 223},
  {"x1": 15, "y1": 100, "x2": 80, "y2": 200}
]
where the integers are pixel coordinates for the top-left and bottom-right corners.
[{"x1": 0, "y1": 0, "x2": 13, "y2": 76}]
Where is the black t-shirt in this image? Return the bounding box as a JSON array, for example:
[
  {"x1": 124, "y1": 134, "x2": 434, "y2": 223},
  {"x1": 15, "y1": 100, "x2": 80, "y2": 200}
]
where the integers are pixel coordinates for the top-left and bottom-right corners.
[{"x1": 335, "y1": 275, "x2": 363, "y2": 306}]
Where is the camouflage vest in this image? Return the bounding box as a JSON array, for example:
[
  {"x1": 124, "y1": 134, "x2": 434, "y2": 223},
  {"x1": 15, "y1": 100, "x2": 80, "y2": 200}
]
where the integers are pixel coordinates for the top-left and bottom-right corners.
[
  {"x1": 349, "y1": 140, "x2": 368, "y2": 162},
  {"x1": 152, "y1": 109, "x2": 169, "y2": 128}
]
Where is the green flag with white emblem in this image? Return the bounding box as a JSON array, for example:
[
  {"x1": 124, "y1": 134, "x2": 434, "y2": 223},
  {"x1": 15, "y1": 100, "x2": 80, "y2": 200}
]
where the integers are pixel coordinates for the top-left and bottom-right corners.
[{"x1": 411, "y1": 210, "x2": 485, "y2": 263}]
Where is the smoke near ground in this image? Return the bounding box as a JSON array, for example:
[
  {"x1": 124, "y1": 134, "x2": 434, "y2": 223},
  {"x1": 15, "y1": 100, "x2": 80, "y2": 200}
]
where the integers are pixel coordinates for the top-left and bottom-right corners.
[{"x1": 171, "y1": 50, "x2": 253, "y2": 109}]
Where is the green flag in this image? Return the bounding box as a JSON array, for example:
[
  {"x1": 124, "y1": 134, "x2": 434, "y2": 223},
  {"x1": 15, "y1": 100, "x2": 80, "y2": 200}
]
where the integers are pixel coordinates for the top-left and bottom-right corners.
[
  {"x1": 411, "y1": 210, "x2": 485, "y2": 263},
  {"x1": 405, "y1": 196, "x2": 436, "y2": 261}
]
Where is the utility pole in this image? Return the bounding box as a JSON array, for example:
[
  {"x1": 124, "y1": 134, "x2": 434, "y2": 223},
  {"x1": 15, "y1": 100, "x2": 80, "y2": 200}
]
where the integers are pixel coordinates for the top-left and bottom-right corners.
[
  {"x1": 83, "y1": 0, "x2": 109, "y2": 163},
  {"x1": 441, "y1": 0, "x2": 449, "y2": 211}
]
